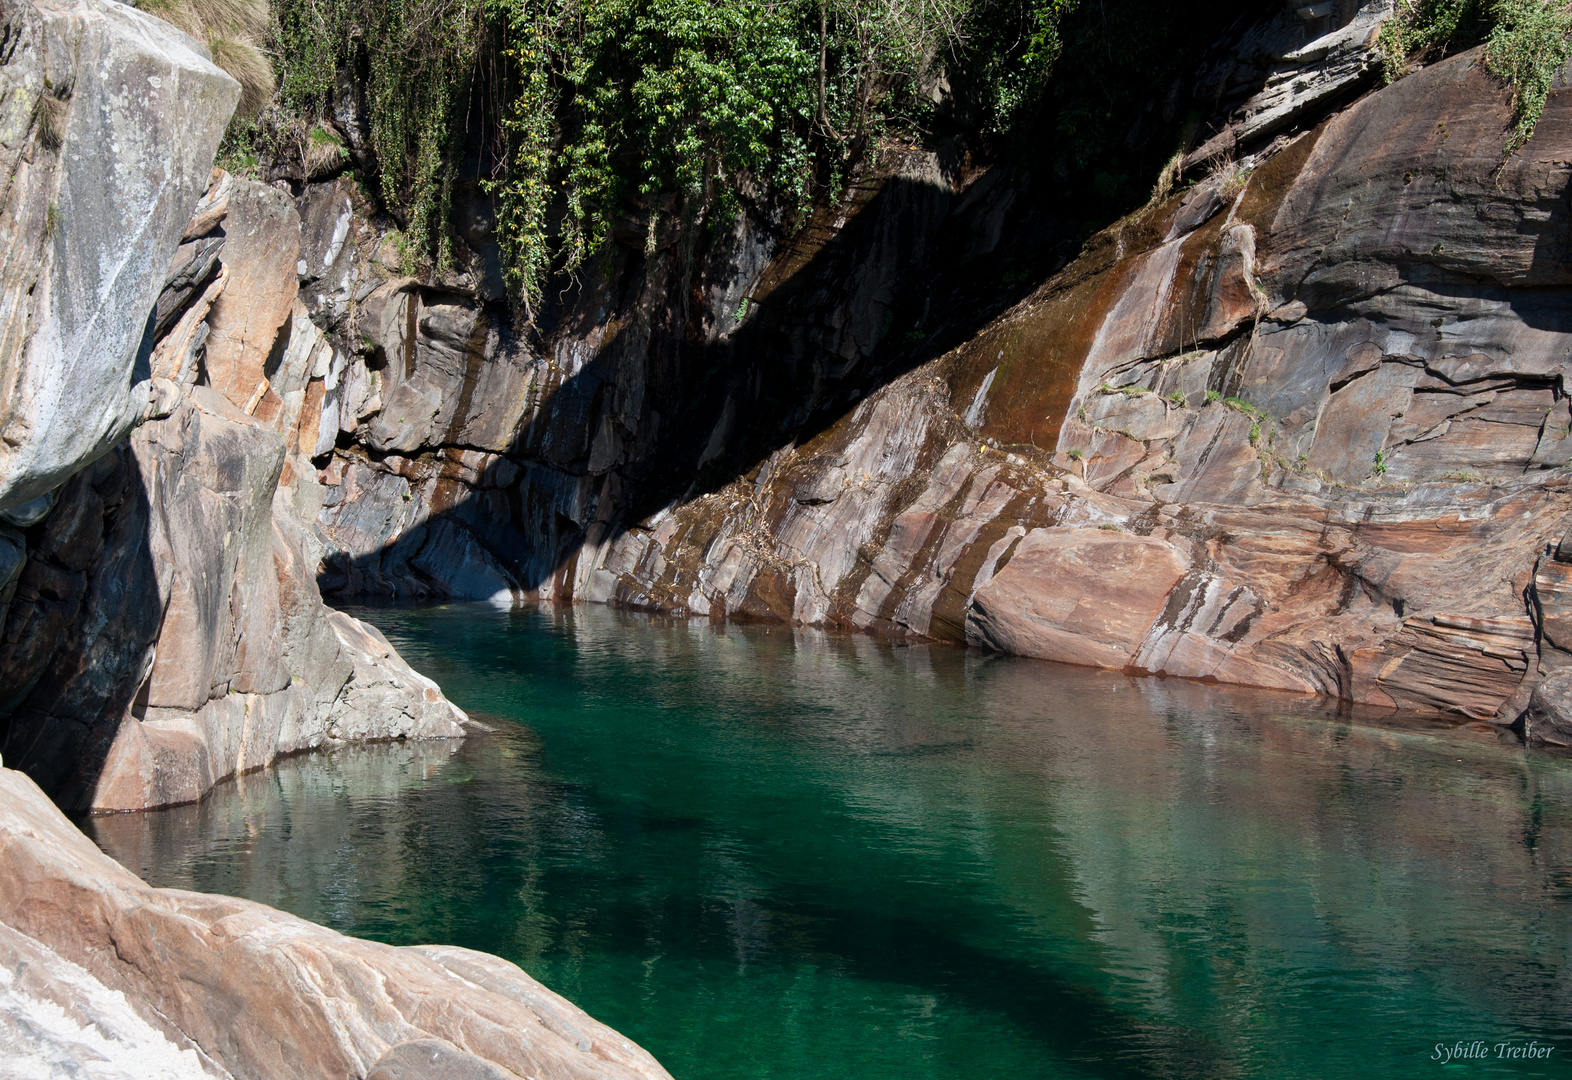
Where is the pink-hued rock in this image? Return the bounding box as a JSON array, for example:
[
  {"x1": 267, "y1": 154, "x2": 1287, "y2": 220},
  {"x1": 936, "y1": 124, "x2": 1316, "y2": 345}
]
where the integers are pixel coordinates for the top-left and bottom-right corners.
[
  {"x1": 202, "y1": 181, "x2": 301, "y2": 412},
  {"x1": 0, "y1": 919, "x2": 214, "y2": 1079},
  {"x1": 300, "y1": 41, "x2": 1559, "y2": 735},
  {"x1": 966, "y1": 529, "x2": 1188, "y2": 669},
  {"x1": 0, "y1": 766, "x2": 673, "y2": 1080}
]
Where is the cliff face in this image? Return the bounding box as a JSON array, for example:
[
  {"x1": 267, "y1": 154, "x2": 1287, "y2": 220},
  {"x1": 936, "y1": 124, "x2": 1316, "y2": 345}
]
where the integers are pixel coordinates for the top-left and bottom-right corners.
[
  {"x1": 0, "y1": 0, "x2": 474, "y2": 813},
  {"x1": 303, "y1": 6, "x2": 1572, "y2": 743}
]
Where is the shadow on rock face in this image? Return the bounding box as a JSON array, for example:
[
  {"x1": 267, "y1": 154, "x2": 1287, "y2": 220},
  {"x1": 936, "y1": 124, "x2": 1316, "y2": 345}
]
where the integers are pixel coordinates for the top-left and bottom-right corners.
[
  {"x1": 309, "y1": 0, "x2": 1309, "y2": 617},
  {"x1": 319, "y1": 157, "x2": 1070, "y2": 603},
  {"x1": 0, "y1": 445, "x2": 162, "y2": 808}
]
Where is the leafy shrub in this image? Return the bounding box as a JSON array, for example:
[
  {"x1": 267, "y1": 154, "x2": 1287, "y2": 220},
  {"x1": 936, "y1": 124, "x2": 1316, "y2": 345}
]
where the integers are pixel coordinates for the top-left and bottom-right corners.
[
  {"x1": 261, "y1": 0, "x2": 1077, "y2": 314},
  {"x1": 1486, "y1": 0, "x2": 1572, "y2": 152}
]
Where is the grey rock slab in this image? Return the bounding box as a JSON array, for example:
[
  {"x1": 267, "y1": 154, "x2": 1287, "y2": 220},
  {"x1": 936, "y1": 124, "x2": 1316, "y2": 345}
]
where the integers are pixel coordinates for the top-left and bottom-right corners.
[{"x1": 0, "y1": 0, "x2": 239, "y2": 510}]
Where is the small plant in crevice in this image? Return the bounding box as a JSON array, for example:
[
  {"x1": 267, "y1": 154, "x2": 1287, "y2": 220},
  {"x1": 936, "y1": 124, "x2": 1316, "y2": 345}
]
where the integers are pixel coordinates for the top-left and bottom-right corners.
[
  {"x1": 1374, "y1": 449, "x2": 1389, "y2": 476},
  {"x1": 305, "y1": 123, "x2": 351, "y2": 176},
  {"x1": 34, "y1": 78, "x2": 72, "y2": 153},
  {"x1": 1149, "y1": 148, "x2": 1183, "y2": 204},
  {"x1": 44, "y1": 202, "x2": 59, "y2": 239}
]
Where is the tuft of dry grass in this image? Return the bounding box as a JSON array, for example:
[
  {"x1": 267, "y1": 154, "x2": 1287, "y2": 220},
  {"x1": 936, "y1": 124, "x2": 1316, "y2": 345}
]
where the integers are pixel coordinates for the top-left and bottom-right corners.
[
  {"x1": 303, "y1": 122, "x2": 350, "y2": 177},
  {"x1": 33, "y1": 83, "x2": 70, "y2": 152},
  {"x1": 208, "y1": 36, "x2": 274, "y2": 116},
  {"x1": 1150, "y1": 149, "x2": 1183, "y2": 204},
  {"x1": 137, "y1": 0, "x2": 274, "y2": 117}
]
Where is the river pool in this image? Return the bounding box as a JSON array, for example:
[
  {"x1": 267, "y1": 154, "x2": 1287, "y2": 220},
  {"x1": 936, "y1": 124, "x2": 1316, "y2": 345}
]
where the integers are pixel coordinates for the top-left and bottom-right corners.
[{"x1": 90, "y1": 604, "x2": 1572, "y2": 1079}]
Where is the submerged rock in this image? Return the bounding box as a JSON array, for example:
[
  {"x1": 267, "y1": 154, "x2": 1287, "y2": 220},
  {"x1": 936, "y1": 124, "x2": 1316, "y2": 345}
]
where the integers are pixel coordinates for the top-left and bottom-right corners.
[{"x1": 1524, "y1": 669, "x2": 1572, "y2": 749}]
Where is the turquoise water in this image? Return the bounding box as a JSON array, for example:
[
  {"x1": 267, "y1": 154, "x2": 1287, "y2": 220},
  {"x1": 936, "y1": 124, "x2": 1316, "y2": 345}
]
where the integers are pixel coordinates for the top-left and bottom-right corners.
[{"x1": 92, "y1": 604, "x2": 1572, "y2": 1079}]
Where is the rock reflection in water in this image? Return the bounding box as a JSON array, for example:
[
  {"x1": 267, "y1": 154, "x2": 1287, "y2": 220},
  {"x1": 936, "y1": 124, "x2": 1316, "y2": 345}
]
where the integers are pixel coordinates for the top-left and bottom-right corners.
[{"x1": 92, "y1": 604, "x2": 1572, "y2": 1080}]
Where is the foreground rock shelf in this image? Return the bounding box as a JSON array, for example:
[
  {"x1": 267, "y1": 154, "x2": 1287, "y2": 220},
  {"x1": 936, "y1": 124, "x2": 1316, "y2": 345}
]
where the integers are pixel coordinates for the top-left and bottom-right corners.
[{"x1": 0, "y1": 764, "x2": 674, "y2": 1079}]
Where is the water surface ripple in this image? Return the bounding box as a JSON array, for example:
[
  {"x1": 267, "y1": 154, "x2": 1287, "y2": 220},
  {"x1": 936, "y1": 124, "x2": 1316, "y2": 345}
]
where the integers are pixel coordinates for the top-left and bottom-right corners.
[{"x1": 91, "y1": 605, "x2": 1572, "y2": 1079}]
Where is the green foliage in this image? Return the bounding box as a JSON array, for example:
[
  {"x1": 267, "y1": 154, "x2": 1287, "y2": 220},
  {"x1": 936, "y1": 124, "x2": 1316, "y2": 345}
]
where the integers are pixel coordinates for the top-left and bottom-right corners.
[
  {"x1": 1378, "y1": 0, "x2": 1489, "y2": 79},
  {"x1": 1221, "y1": 395, "x2": 1268, "y2": 422},
  {"x1": 261, "y1": 0, "x2": 1078, "y2": 315},
  {"x1": 955, "y1": 0, "x2": 1077, "y2": 131},
  {"x1": 216, "y1": 116, "x2": 262, "y2": 176},
  {"x1": 273, "y1": 0, "x2": 486, "y2": 269},
  {"x1": 1380, "y1": 0, "x2": 1572, "y2": 155},
  {"x1": 483, "y1": 0, "x2": 1081, "y2": 314},
  {"x1": 1486, "y1": 0, "x2": 1572, "y2": 152},
  {"x1": 1374, "y1": 449, "x2": 1389, "y2": 476}
]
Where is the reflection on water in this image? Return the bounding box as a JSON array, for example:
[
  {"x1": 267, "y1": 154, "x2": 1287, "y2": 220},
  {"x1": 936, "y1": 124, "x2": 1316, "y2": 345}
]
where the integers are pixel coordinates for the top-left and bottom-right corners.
[{"x1": 91, "y1": 604, "x2": 1572, "y2": 1080}]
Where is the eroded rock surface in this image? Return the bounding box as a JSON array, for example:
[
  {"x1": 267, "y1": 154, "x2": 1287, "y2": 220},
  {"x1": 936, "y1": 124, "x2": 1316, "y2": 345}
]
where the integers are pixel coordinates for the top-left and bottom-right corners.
[
  {"x1": 0, "y1": 765, "x2": 674, "y2": 1080},
  {"x1": 0, "y1": 919, "x2": 213, "y2": 1079},
  {"x1": 0, "y1": 0, "x2": 238, "y2": 510}
]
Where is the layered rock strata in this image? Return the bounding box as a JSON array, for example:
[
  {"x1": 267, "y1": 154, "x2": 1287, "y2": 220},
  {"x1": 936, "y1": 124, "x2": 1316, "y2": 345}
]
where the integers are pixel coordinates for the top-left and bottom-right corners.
[{"x1": 301, "y1": 15, "x2": 1572, "y2": 744}]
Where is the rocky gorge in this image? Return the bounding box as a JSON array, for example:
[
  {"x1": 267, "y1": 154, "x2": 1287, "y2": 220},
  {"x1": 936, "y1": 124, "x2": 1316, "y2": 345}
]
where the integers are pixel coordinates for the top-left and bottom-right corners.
[
  {"x1": 3, "y1": 0, "x2": 1572, "y2": 1074},
  {"x1": 305, "y1": 0, "x2": 1572, "y2": 742}
]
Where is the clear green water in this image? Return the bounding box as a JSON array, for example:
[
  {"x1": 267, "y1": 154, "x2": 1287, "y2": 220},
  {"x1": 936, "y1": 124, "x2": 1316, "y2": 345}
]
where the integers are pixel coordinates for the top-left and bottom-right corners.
[{"x1": 91, "y1": 604, "x2": 1572, "y2": 1079}]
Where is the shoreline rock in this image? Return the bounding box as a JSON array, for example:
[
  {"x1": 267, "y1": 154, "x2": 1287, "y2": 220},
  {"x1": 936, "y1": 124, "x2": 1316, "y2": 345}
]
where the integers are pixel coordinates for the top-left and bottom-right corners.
[{"x1": 0, "y1": 764, "x2": 674, "y2": 1080}]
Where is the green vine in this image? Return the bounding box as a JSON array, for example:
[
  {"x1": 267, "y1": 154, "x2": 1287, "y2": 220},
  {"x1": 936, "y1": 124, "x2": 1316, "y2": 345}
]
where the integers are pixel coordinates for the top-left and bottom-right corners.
[
  {"x1": 1485, "y1": 0, "x2": 1572, "y2": 153},
  {"x1": 1380, "y1": 0, "x2": 1572, "y2": 156},
  {"x1": 273, "y1": 0, "x2": 487, "y2": 270},
  {"x1": 258, "y1": 0, "x2": 1076, "y2": 316}
]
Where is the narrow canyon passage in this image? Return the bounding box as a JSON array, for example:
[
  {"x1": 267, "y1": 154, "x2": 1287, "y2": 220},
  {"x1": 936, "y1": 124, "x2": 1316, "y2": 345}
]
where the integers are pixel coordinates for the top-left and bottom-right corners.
[{"x1": 93, "y1": 606, "x2": 1572, "y2": 1080}]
